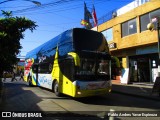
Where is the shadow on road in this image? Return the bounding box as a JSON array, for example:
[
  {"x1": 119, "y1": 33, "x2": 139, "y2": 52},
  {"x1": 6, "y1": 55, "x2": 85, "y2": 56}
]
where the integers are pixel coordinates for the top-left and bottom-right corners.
[
  {"x1": 0, "y1": 82, "x2": 114, "y2": 120},
  {"x1": 73, "y1": 93, "x2": 160, "y2": 110},
  {"x1": 0, "y1": 82, "x2": 42, "y2": 111},
  {"x1": 1, "y1": 81, "x2": 159, "y2": 120}
]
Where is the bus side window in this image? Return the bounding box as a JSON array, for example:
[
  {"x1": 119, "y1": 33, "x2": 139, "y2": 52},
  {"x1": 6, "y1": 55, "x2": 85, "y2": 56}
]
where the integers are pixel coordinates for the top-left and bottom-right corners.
[{"x1": 38, "y1": 62, "x2": 51, "y2": 74}]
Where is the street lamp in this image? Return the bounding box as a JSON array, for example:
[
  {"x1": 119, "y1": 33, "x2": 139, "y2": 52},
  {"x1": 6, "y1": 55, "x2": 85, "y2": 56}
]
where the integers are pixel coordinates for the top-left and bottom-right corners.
[
  {"x1": 147, "y1": 18, "x2": 160, "y2": 96},
  {"x1": 157, "y1": 20, "x2": 160, "y2": 77},
  {"x1": 147, "y1": 18, "x2": 160, "y2": 77},
  {"x1": 0, "y1": 0, "x2": 41, "y2": 6}
]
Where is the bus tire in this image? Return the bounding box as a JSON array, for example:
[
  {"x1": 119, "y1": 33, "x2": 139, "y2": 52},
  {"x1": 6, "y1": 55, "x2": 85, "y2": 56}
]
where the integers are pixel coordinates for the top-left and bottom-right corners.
[
  {"x1": 28, "y1": 76, "x2": 32, "y2": 86},
  {"x1": 54, "y1": 81, "x2": 61, "y2": 97}
]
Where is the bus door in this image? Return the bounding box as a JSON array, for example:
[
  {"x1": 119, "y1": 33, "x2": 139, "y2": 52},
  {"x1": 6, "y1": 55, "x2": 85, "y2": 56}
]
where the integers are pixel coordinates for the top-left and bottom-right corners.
[{"x1": 32, "y1": 64, "x2": 39, "y2": 85}]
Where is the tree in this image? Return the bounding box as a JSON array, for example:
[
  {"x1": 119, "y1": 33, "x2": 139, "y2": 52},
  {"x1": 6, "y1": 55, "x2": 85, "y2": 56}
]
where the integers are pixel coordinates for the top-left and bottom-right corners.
[
  {"x1": 111, "y1": 56, "x2": 121, "y2": 79},
  {"x1": 0, "y1": 10, "x2": 38, "y2": 79}
]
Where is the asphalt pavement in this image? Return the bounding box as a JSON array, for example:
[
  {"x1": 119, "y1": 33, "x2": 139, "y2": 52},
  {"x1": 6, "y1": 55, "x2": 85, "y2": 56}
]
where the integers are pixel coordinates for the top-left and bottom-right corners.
[{"x1": 0, "y1": 78, "x2": 160, "y2": 106}]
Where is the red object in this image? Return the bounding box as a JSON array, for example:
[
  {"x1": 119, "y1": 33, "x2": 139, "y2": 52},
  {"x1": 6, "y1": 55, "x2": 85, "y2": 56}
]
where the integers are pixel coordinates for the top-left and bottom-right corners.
[{"x1": 92, "y1": 5, "x2": 98, "y2": 27}]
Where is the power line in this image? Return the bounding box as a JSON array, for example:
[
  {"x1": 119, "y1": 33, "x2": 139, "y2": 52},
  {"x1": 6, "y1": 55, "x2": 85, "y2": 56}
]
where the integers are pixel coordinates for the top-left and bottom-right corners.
[
  {"x1": 1, "y1": 0, "x2": 109, "y2": 15},
  {"x1": 0, "y1": 0, "x2": 134, "y2": 34}
]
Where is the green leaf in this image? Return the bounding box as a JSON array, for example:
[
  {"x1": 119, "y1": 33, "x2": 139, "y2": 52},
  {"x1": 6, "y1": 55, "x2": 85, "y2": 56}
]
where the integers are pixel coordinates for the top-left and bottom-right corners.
[{"x1": 0, "y1": 10, "x2": 38, "y2": 75}]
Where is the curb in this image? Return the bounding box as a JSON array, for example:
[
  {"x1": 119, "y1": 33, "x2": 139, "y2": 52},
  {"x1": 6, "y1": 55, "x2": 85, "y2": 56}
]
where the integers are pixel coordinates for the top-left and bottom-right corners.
[{"x1": 112, "y1": 90, "x2": 160, "y2": 101}]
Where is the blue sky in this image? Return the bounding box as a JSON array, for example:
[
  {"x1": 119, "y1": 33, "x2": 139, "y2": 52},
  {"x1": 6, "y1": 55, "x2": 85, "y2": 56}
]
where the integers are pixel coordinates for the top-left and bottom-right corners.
[{"x1": 0, "y1": 0, "x2": 133, "y2": 57}]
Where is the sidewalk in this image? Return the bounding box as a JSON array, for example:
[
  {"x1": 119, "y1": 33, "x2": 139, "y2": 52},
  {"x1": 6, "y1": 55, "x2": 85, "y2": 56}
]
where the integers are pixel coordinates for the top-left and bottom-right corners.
[{"x1": 112, "y1": 80, "x2": 160, "y2": 101}]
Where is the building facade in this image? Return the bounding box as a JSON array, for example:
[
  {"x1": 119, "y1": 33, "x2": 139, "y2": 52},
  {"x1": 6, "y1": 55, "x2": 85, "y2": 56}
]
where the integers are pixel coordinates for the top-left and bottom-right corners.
[{"x1": 96, "y1": 0, "x2": 160, "y2": 84}]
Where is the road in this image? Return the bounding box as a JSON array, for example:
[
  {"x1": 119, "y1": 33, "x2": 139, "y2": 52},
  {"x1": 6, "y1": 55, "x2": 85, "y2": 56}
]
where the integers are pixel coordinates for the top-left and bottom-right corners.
[{"x1": 0, "y1": 79, "x2": 160, "y2": 120}]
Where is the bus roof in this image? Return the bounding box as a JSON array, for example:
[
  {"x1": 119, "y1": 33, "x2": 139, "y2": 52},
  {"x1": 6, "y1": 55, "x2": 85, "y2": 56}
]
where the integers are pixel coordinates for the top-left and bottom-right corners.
[
  {"x1": 26, "y1": 28, "x2": 110, "y2": 60},
  {"x1": 26, "y1": 28, "x2": 73, "y2": 59}
]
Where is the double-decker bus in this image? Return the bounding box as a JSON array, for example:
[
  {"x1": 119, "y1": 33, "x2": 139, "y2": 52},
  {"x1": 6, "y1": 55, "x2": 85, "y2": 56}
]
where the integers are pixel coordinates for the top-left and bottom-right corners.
[{"x1": 24, "y1": 28, "x2": 112, "y2": 97}]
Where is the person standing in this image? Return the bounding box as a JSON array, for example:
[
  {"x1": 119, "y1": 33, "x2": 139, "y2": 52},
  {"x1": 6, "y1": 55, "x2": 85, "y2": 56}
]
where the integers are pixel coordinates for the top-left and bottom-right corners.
[
  {"x1": 11, "y1": 71, "x2": 17, "y2": 82},
  {"x1": 3, "y1": 71, "x2": 6, "y2": 82},
  {"x1": 19, "y1": 70, "x2": 24, "y2": 81}
]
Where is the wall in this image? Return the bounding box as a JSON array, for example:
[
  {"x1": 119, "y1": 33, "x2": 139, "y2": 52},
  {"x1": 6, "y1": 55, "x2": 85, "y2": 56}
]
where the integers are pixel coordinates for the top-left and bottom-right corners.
[{"x1": 98, "y1": 0, "x2": 160, "y2": 52}]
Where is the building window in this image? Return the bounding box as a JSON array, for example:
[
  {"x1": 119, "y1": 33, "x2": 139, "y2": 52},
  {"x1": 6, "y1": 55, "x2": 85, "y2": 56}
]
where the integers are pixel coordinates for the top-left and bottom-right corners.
[
  {"x1": 140, "y1": 9, "x2": 160, "y2": 32},
  {"x1": 101, "y1": 28, "x2": 113, "y2": 42},
  {"x1": 140, "y1": 13, "x2": 150, "y2": 31},
  {"x1": 121, "y1": 18, "x2": 137, "y2": 37}
]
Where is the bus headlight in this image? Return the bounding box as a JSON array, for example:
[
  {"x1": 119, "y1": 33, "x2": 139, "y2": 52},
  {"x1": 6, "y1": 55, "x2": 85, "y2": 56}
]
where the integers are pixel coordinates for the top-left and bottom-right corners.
[{"x1": 77, "y1": 91, "x2": 81, "y2": 95}]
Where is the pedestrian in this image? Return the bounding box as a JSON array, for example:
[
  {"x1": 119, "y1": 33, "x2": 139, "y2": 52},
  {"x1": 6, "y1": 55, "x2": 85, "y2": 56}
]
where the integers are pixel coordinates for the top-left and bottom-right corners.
[
  {"x1": 11, "y1": 71, "x2": 17, "y2": 82},
  {"x1": 3, "y1": 71, "x2": 6, "y2": 82},
  {"x1": 19, "y1": 70, "x2": 24, "y2": 81}
]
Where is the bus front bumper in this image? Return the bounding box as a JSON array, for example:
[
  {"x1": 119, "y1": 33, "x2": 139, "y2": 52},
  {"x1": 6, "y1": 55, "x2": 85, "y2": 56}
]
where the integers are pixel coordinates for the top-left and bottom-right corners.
[{"x1": 73, "y1": 87, "x2": 112, "y2": 98}]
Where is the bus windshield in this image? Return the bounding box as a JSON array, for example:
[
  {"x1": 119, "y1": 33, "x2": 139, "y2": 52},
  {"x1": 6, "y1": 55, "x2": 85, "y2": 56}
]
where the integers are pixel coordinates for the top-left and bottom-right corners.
[{"x1": 76, "y1": 58, "x2": 110, "y2": 76}]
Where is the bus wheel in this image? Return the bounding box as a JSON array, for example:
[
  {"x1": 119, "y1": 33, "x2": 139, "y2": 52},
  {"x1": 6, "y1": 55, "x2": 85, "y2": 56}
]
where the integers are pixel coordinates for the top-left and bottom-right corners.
[
  {"x1": 28, "y1": 76, "x2": 32, "y2": 86},
  {"x1": 54, "y1": 81, "x2": 61, "y2": 97}
]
